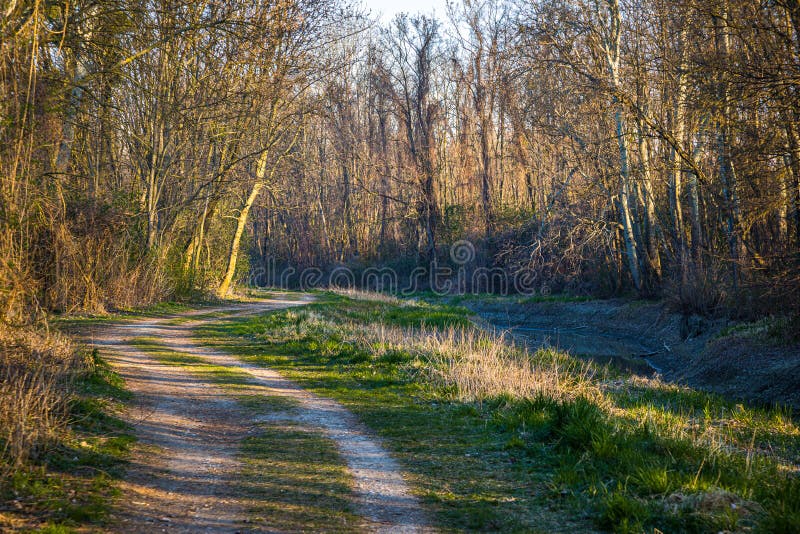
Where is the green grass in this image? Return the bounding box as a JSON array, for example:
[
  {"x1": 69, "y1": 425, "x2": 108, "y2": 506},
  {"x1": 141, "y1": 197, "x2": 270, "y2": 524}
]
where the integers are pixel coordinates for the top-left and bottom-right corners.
[
  {"x1": 128, "y1": 337, "x2": 256, "y2": 390},
  {"x1": 319, "y1": 291, "x2": 473, "y2": 329},
  {"x1": 1, "y1": 349, "x2": 134, "y2": 532},
  {"x1": 51, "y1": 299, "x2": 219, "y2": 332},
  {"x1": 195, "y1": 292, "x2": 800, "y2": 533},
  {"x1": 159, "y1": 309, "x2": 234, "y2": 326},
  {"x1": 240, "y1": 287, "x2": 313, "y2": 301},
  {"x1": 126, "y1": 334, "x2": 364, "y2": 531},
  {"x1": 717, "y1": 315, "x2": 800, "y2": 345},
  {"x1": 239, "y1": 396, "x2": 362, "y2": 532}
]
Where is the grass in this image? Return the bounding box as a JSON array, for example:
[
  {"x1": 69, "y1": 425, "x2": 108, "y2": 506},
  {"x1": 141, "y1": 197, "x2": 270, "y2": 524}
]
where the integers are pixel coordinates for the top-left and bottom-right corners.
[
  {"x1": 239, "y1": 399, "x2": 363, "y2": 532},
  {"x1": 51, "y1": 299, "x2": 219, "y2": 332},
  {"x1": 128, "y1": 337, "x2": 256, "y2": 389},
  {"x1": 717, "y1": 315, "x2": 800, "y2": 345},
  {"x1": 239, "y1": 287, "x2": 314, "y2": 302},
  {"x1": 126, "y1": 335, "x2": 364, "y2": 531},
  {"x1": 195, "y1": 291, "x2": 800, "y2": 533},
  {"x1": 1, "y1": 348, "x2": 134, "y2": 533}
]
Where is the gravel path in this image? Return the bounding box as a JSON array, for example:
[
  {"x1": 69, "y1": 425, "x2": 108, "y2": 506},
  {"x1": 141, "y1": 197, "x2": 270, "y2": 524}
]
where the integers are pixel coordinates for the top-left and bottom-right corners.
[{"x1": 88, "y1": 296, "x2": 429, "y2": 533}]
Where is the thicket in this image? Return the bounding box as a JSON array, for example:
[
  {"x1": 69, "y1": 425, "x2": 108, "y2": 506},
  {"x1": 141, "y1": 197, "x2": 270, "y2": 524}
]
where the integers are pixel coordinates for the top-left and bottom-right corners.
[{"x1": 0, "y1": 324, "x2": 81, "y2": 471}]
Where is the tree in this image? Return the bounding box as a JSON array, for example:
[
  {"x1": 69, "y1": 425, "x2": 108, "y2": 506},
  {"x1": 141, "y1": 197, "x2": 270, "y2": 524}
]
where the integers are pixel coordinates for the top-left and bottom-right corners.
[{"x1": 380, "y1": 15, "x2": 442, "y2": 271}]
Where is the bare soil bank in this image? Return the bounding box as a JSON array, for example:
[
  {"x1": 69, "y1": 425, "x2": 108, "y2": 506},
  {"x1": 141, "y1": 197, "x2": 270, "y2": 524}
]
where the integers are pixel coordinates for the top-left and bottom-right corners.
[{"x1": 466, "y1": 298, "x2": 800, "y2": 410}]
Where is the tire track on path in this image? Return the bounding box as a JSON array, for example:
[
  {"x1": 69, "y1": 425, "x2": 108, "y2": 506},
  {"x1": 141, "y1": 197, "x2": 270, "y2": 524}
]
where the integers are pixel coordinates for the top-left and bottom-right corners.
[{"x1": 88, "y1": 295, "x2": 429, "y2": 533}]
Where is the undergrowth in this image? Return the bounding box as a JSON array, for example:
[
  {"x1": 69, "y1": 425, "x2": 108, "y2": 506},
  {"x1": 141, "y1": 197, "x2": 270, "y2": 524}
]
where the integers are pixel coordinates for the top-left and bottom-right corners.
[{"x1": 0, "y1": 324, "x2": 133, "y2": 533}]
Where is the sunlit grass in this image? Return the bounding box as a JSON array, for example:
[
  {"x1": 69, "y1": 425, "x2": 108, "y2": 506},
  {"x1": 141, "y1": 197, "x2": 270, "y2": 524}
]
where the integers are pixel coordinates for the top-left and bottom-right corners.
[
  {"x1": 127, "y1": 334, "x2": 364, "y2": 530},
  {"x1": 198, "y1": 291, "x2": 800, "y2": 532}
]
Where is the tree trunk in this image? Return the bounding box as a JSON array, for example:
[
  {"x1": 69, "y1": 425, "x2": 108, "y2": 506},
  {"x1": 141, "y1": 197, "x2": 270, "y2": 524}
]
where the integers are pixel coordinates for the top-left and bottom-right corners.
[
  {"x1": 422, "y1": 170, "x2": 438, "y2": 270},
  {"x1": 668, "y1": 25, "x2": 688, "y2": 252},
  {"x1": 146, "y1": 181, "x2": 159, "y2": 250},
  {"x1": 714, "y1": 3, "x2": 742, "y2": 288},
  {"x1": 55, "y1": 5, "x2": 97, "y2": 175},
  {"x1": 479, "y1": 129, "x2": 493, "y2": 239},
  {"x1": 601, "y1": 0, "x2": 643, "y2": 291},
  {"x1": 218, "y1": 151, "x2": 269, "y2": 297},
  {"x1": 474, "y1": 61, "x2": 493, "y2": 239},
  {"x1": 56, "y1": 60, "x2": 87, "y2": 173},
  {"x1": 218, "y1": 181, "x2": 264, "y2": 297},
  {"x1": 184, "y1": 196, "x2": 218, "y2": 275},
  {"x1": 378, "y1": 110, "x2": 391, "y2": 258},
  {"x1": 341, "y1": 160, "x2": 355, "y2": 259},
  {"x1": 785, "y1": 121, "x2": 800, "y2": 247},
  {"x1": 636, "y1": 117, "x2": 661, "y2": 282}
]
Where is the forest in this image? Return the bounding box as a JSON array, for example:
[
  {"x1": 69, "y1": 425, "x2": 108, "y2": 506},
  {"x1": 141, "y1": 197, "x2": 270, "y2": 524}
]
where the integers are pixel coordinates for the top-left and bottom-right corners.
[
  {"x1": 2, "y1": 0, "x2": 800, "y2": 532},
  {"x1": 2, "y1": 0, "x2": 799, "y2": 320}
]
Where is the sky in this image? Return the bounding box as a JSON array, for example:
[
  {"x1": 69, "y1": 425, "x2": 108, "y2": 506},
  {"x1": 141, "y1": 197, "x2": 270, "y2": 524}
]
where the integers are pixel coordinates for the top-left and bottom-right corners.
[{"x1": 361, "y1": 0, "x2": 451, "y2": 23}]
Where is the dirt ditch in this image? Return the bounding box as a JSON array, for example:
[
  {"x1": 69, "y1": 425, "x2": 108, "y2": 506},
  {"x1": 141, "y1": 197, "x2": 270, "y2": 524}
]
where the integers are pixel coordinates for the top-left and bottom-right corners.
[{"x1": 466, "y1": 298, "x2": 800, "y2": 410}]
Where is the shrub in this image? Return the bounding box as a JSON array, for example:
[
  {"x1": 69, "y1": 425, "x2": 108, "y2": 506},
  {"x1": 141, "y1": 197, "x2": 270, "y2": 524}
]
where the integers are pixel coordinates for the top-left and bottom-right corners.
[{"x1": 0, "y1": 323, "x2": 84, "y2": 471}]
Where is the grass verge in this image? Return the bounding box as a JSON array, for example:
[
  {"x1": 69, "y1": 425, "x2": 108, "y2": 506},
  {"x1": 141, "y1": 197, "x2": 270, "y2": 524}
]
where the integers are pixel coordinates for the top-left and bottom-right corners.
[
  {"x1": 239, "y1": 406, "x2": 362, "y2": 531},
  {"x1": 195, "y1": 291, "x2": 800, "y2": 533}
]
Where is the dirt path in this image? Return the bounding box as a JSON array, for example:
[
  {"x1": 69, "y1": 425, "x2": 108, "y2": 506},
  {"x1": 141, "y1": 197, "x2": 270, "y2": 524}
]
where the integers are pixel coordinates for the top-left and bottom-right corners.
[{"x1": 89, "y1": 296, "x2": 429, "y2": 533}]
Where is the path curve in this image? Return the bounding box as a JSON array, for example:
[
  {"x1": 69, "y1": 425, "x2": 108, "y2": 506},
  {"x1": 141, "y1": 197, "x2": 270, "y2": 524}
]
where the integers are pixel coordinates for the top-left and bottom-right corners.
[{"x1": 89, "y1": 295, "x2": 429, "y2": 533}]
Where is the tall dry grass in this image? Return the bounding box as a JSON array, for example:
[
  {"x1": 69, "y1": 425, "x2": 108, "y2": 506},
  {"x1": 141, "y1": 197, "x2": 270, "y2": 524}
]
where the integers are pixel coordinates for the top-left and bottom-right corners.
[
  {"x1": 270, "y1": 305, "x2": 798, "y2": 464},
  {"x1": 46, "y1": 219, "x2": 172, "y2": 314},
  {"x1": 332, "y1": 288, "x2": 411, "y2": 306},
  {"x1": 282, "y1": 310, "x2": 599, "y2": 403},
  {"x1": 0, "y1": 323, "x2": 84, "y2": 473},
  {"x1": 371, "y1": 324, "x2": 598, "y2": 403},
  {"x1": 419, "y1": 334, "x2": 598, "y2": 403}
]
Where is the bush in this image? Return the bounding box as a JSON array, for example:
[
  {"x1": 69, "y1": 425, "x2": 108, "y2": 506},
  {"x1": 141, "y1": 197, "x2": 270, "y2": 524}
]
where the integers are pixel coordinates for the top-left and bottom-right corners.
[
  {"x1": 665, "y1": 257, "x2": 728, "y2": 317},
  {"x1": 0, "y1": 324, "x2": 84, "y2": 471}
]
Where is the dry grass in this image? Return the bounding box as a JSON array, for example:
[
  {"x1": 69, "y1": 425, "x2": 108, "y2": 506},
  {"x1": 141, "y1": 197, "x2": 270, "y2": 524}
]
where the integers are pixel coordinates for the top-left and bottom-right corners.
[
  {"x1": 293, "y1": 303, "x2": 800, "y2": 467},
  {"x1": 374, "y1": 325, "x2": 598, "y2": 403},
  {"x1": 47, "y1": 221, "x2": 172, "y2": 314},
  {"x1": 408, "y1": 326, "x2": 798, "y2": 463},
  {"x1": 0, "y1": 323, "x2": 84, "y2": 471},
  {"x1": 331, "y1": 288, "x2": 411, "y2": 306},
  {"x1": 285, "y1": 309, "x2": 599, "y2": 404},
  {"x1": 1, "y1": 214, "x2": 172, "y2": 323},
  {"x1": 262, "y1": 303, "x2": 800, "y2": 470}
]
